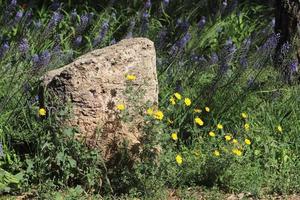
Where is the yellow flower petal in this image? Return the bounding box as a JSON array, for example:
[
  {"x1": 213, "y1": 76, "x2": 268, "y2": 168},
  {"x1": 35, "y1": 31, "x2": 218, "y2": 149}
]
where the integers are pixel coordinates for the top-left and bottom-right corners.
[
  {"x1": 126, "y1": 74, "x2": 136, "y2": 81},
  {"x1": 174, "y1": 92, "x2": 182, "y2": 100},
  {"x1": 245, "y1": 139, "x2": 251, "y2": 145},
  {"x1": 209, "y1": 131, "x2": 216, "y2": 137},
  {"x1": 225, "y1": 135, "x2": 231, "y2": 141},
  {"x1": 38, "y1": 108, "x2": 46, "y2": 116},
  {"x1": 205, "y1": 106, "x2": 210, "y2": 112},
  {"x1": 116, "y1": 104, "x2": 125, "y2": 111},
  {"x1": 184, "y1": 98, "x2": 191, "y2": 106},
  {"x1": 171, "y1": 133, "x2": 178, "y2": 141},
  {"x1": 195, "y1": 117, "x2": 204, "y2": 126},
  {"x1": 213, "y1": 150, "x2": 220, "y2": 157},
  {"x1": 176, "y1": 154, "x2": 183, "y2": 165},
  {"x1": 153, "y1": 110, "x2": 164, "y2": 120},
  {"x1": 241, "y1": 112, "x2": 248, "y2": 119},
  {"x1": 217, "y1": 123, "x2": 223, "y2": 130}
]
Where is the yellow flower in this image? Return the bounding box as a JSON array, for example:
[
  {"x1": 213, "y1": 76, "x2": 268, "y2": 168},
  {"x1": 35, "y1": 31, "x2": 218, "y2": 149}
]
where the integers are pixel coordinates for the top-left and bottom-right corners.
[
  {"x1": 244, "y1": 123, "x2": 250, "y2": 131},
  {"x1": 153, "y1": 110, "x2": 164, "y2": 120},
  {"x1": 194, "y1": 108, "x2": 202, "y2": 113},
  {"x1": 277, "y1": 125, "x2": 283, "y2": 133},
  {"x1": 225, "y1": 135, "x2": 232, "y2": 141},
  {"x1": 194, "y1": 117, "x2": 204, "y2": 126},
  {"x1": 217, "y1": 123, "x2": 223, "y2": 130},
  {"x1": 241, "y1": 112, "x2": 248, "y2": 119},
  {"x1": 174, "y1": 92, "x2": 182, "y2": 100},
  {"x1": 232, "y1": 139, "x2": 238, "y2": 144},
  {"x1": 38, "y1": 108, "x2": 46, "y2": 116},
  {"x1": 116, "y1": 104, "x2": 125, "y2": 111},
  {"x1": 209, "y1": 131, "x2": 216, "y2": 137},
  {"x1": 176, "y1": 155, "x2": 183, "y2": 165},
  {"x1": 146, "y1": 108, "x2": 153, "y2": 115},
  {"x1": 184, "y1": 98, "x2": 191, "y2": 106},
  {"x1": 245, "y1": 139, "x2": 251, "y2": 145},
  {"x1": 171, "y1": 133, "x2": 178, "y2": 141},
  {"x1": 232, "y1": 148, "x2": 242, "y2": 156},
  {"x1": 205, "y1": 106, "x2": 210, "y2": 112},
  {"x1": 126, "y1": 74, "x2": 136, "y2": 81},
  {"x1": 213, "y1": 150, "x2": 220, "y2": 157},
  {"x1": 169, "y1": 96, "x2": 176, "y2": 105}
]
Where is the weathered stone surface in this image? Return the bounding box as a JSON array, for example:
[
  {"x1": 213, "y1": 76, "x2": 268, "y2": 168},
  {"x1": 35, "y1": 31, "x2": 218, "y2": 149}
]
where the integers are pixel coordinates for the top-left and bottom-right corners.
[{"x1": 42, "y1": 38, "x2": 158, "y2": 160}]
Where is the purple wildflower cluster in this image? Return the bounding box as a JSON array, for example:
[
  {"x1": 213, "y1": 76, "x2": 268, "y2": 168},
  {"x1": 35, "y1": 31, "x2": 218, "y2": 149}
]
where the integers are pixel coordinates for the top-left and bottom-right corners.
[
  {"x1": 93, "y1": 21, "x2": 109, "y2": 47},
  {"x1": 32, "y1": 50, "x2": 51, "y2": 69}
]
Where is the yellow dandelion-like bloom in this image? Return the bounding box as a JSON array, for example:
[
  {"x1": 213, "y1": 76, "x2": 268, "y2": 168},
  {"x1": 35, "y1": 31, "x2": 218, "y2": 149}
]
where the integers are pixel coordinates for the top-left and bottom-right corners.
[
  {"x1": 184, "y1": 98, "x2": 192, "y2": 106},
  {"x1": 217, "y1": 123, "x2": 223, "y2": 130},
  {"x1": 126, "y1": 74, "x2": 136, "y2": 81},
  {"x1": 213, "y1": 150, "x2": 220, "y2": 157},
  {"x1": 171, "y1": 133, "x2": 178, "y2": 141},
  {"x1": 176, "y1": 155, "x2": 183, "y2": 165},
  {"x1": 209, "y1": 131, "x2": 216, "y2": 137},
  {"x1": 38, "y1": 108, "x2": 46, "y2": 116},
  {"x1": 153, "y1": 110, "x2": 164, "y2": 120},
  {"x1": 194, "y1": 117, "x2": 204, "y2": 126},
  {"x1": 194, "y1": 108, "x2": 202, "y2": 113},
  {"x1": 245, "y1": 139, "x2": 251, "y2": 145},
  {"x1": 174, "y1": 92, "x2": 182, "y2": 100},
  {"x1": 169, "y1": 96, "x2": 176, "y2": 105},
  {"x1": 205, "y1": 106, "x2": 210, "y2": 112},
  {"x1": 232, "y1": 148, "x2": 242, "y2": 156},
  {"x1": 277, "y1": 125, "x2": 283, "y2": 133},
  {"x1": 225, "y1": 135, "x2": 231, "y2": 141},
  {"x1": 232, "y1": 139, "x2": 238, "y2": 144},
  {"x1": 146, "y1": 108, "x2": 153, "y2": 115},
  {"x1": 116, "y1": 104, "x2": 125, "y2": 111},
  {"x1": 241, "y1": 112, "x2": 248, "y2": 119},
  {"x1": 244, "y1": 123, "x2": 250, "y2": 131}
]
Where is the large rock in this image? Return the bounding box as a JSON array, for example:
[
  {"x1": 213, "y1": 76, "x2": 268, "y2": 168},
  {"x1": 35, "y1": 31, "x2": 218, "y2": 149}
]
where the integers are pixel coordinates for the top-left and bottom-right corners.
[{"x1": 42, "y1": 38, "x2": 158, "y2": 160}]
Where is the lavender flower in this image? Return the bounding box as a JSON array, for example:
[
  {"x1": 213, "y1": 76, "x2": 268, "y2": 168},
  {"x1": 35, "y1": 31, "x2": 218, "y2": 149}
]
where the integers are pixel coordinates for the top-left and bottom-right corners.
[
  {"x1": 46, "y1": 11, "x2": 63, "y2": 31},
  {"x1": 280, "y1": 42, "x2": 291, "y2": 56},
  {"x1": 125, "y1": 20, "x2": 136, "y2": 39},
  {"x1": 32, "y1": 54, "x2": 39, "y2": 65},
  {"x1": 49, "y1": 1, "x2": 61, "y2": 11},
  {"x1": 290, "y1": 59, "x2": 298, "y2": 74},
  {"x1": 76, "y1": 14, "x2": 89, "y2": 33},
  {"x1": 110, "y1": 38, "x2": 116, "y2": 45},
  {"x1": 157, "y1": 29, "x2": 167, "y2": 48},
  {"x1": 210, "y1": 52, "x2": 219, "y2": 64},
  {"x1": 145, "y1": 0, "x2": 151, "y2": 9},
  {"x1": 141, "y1": 12, "x2": 150, "y2": 34},
  {"x1": 222, "y1": 0, "x2": 228, "y2": 8},
  {"x1": 39, "y1": 50, "x2": 51, "y2": 67},
  {"x1": 163, "y1": 0, "x2": 169, "y2": 6},
  {"x1": 170, "y1": 32, "x2": 191, "y2": 55},
  {"x1": 14, "y1": 10, "x2": 23, "y2": 22},
  {"x1": 19, "y1": 38, "x2": 29, "y2": 54},
  {"x1": 93, "y1": 21, "x2": 109, "y2": 46},
  {"x1": 176, "y1": 19, "x2": 189, "y2": 32},
  {"x1": 10, "y1": 0, "x2": 17, "y2": 6},
  {"x1": 74, "y1": 35, "x2": 83, "y2": 46},
  {"x1": 0, "y1": 42, "x2": 9, "y2": 58},
  {"x1": 0, "y1": 142, "x2": 3, "y2": 157},
  {"x1": 197, "y1": 16, "x2": 206, "y2": 29}
]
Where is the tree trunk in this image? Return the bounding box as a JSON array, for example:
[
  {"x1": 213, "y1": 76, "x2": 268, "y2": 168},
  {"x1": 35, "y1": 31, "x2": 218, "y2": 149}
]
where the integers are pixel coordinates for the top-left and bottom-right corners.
[{"x1": 275, "y1": 0, "x2": 300, "y2": 81}]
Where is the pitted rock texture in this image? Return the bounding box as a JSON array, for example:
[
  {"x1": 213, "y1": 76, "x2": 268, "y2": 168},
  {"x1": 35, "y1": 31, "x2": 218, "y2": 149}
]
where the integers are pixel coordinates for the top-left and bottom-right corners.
[{"x1": 42, "y1": 38, "x2": 158, "y2": 160}]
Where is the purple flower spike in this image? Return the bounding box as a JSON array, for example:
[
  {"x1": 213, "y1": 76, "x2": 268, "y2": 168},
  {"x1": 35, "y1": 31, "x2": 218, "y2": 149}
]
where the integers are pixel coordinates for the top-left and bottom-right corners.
[
  {"x1": 145, "y1": 0, "x2": 151, "y2": 9},
  {"x1": 0, "y1": 42, "x2": 9, "y2": 58},
  {"x1": 93, "y1": 21, "x2": 109, "y2": 46},
  {"x1": 39, "y1": 50, "x2": 51, "y2": 67},
  {"x1": 0, "y1": 142, "x2": 3, "y2": 157},
  {"x1": 290, "y1": 60, "x2": 298, "y2": 74},
  {"x1": 19, "y1": 38, "x2": 29, "y2": 54},
  {"x1": 15, "y1": 10, "x2": 23, "y2": 22},
  {"x1": 74, "y1": 35, "x2": 83, "y2": 46},
  {"x1": 197, "y1": 16, "x2": 206, "y2": 29}
]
